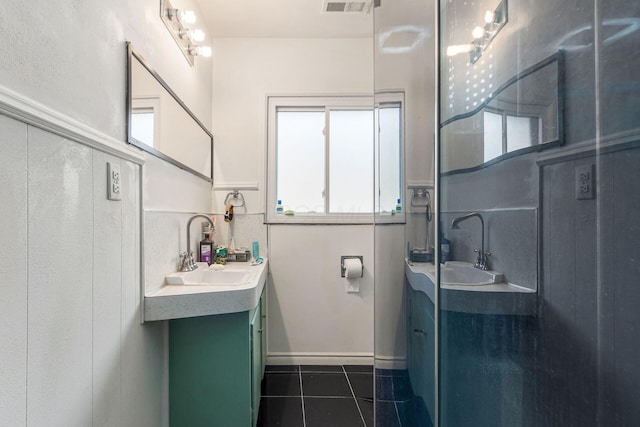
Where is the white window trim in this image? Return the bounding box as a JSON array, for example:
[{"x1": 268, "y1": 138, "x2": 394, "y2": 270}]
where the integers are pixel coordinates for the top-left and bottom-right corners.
[
  {"x1": 266, "y1": 94, "x2": 405, "y2": 225},
  {"x1": 374, "y1": 91, "x2": 406, "y2": 224}
]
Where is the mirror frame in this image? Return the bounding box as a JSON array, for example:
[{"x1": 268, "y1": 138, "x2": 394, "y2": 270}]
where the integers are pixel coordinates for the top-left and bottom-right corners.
[
  {"x1": 126, "y1": 43, "x2": 214, "y2": 182},
  {"x1": 440, "y1": 51, "x2": 564, "y2": 176}
]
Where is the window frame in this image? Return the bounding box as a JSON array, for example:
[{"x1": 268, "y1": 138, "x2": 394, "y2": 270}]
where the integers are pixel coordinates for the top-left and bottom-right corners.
[
  {"x1": 482, "y1": 106, "x2": 543, "y2": 163},
  {"x1": 374, "y1": 91, "x2": 405, "y2": 224},
  {"x1": 266, "y1": 94, "x2": 404, "y2": 224}
]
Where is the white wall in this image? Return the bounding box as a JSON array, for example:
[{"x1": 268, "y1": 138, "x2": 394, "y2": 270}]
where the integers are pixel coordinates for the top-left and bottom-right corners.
[
  {"x1": 374, "y1": 224, "x2": 409, "y2": 368},
  {"x1": 268, "y1": 226, "x2": 374, "y2": 364},
  {"x1": 0, "y1": 113, "x2": 166, "y2": 426},
  {"x1": 0, "y1": 0, "x2": 215, "y2": 425},
  {"x1": 210, "y1": 37, "x2": 375, "y2": 362}
]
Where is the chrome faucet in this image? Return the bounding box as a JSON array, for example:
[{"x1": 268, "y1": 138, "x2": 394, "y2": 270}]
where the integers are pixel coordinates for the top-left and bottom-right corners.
[
  {"x1": 180, "y1": 214, "x2": 215, "y2": 272},
  {"x1": 451, "y1": 212, "x2": 490, "y2": 270}
]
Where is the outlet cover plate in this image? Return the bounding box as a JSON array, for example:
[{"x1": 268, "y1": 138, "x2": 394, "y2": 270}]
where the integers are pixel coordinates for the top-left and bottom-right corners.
[
  {"x1": 575, "y1": 164, "x2": 595, "y2": 200},
  {"x1": 107, "y1": 161, "x2": 122, "y2": 201}
]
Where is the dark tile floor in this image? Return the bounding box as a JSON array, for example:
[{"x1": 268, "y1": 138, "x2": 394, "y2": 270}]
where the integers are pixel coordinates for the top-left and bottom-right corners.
[{"x1": 257, "y1": 365, "x2": 433, "y2": 427}]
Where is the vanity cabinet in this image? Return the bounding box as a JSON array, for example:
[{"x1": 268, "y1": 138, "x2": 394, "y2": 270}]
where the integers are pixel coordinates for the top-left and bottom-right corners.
[
  {"x1": 406, "y1": 281, "x2": 435, "y2": 424},
  {"x1": 169, "y1": 291, "x2": 265, "y2": 427}
]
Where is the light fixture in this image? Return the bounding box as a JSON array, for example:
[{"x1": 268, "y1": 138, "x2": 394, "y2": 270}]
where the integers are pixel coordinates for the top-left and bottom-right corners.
[
  {"x1": 447, "y1": 0, "x2": 508, "y2": 64},
  {"x1": 160, "y1": 0, "x2": 211, "y2": 66}
]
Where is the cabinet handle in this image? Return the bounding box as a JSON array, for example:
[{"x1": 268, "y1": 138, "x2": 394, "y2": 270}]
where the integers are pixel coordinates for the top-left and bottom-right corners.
[
  {"x1": 258, "y1": 329, "x2": 263, "y2": 334},
  {"x1": 413, "y1": 328, "x2": 426, "y2": 335}
]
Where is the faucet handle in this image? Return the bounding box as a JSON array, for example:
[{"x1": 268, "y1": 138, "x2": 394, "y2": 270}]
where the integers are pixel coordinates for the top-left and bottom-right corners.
[
  {"x1": 473, "y1": 249, "x2": 483, "y2": 268},
  {"x1": 188, "y1": 250, "x2": 197, "y2": 270},
  {"x1": 179, "y1": 252, "x2": 190, "y2": 272}
]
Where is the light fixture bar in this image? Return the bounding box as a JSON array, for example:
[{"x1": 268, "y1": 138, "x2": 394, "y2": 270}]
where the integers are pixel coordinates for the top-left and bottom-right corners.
[
  {"x1": 469, "y1": 0, "x2": 508, "y2": 64},
  {"x1": 447, "y1": 0, "x2": 508, "y2": 64},
  {"x1": 160, "y1": 0, "x2": 211, "y2": 66}
]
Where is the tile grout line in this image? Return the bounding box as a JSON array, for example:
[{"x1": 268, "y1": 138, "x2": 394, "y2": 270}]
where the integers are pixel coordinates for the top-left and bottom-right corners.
[
  {"x1": 393, "y1": 400, "x2": 403, "y2": 427},
  {"x1": 343, "y1": 366, "x2": 367, "y2": 426},
  {"x1": 299, "y1": 366, "x2": 306, "y2": 427}
]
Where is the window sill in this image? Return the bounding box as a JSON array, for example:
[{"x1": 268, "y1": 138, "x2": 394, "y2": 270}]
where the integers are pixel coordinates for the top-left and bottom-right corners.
[{"x1": 265, "y1": 213, "x2": 405, "y2": 225}]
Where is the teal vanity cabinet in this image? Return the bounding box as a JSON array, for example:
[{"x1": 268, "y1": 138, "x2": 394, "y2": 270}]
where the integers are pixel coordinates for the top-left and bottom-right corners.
[
  {"x1": 406, "y1": 281, "x2": 435, "y2": 425},
  {"x1": 169, "y1": 291, "x2": 265, "y2": 427}
]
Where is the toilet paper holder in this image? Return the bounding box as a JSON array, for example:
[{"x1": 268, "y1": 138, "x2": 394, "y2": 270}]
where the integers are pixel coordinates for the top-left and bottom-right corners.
[{"x1": 341, "y1": 256, "x2": 364, "y2": 278}]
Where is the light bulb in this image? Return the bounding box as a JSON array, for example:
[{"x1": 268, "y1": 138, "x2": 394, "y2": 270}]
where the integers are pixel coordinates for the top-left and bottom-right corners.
[
  {"x1": 180, "y1": 10, "x2": 196, "y2": 25},
  {"x1": 446, "y1": 44, "x2": 473, "y2": 57},
  {"x1": 190, "y1": 29, "x2": 205, "y2": 42},
  {"x1": 196, "y1": 46, "x2": 212, "y2": 57},
  {"x1": 472, "y1": 26, "x2": 485, "y2": 39},
  {"x1": 484, "y1": 10, "x2": 495, "y2": 24}
]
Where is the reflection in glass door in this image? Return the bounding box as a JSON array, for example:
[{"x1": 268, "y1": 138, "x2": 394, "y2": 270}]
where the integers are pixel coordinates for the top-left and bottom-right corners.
[{"x1": 438, "y1": 0, "x2": 640, "y2": 425}]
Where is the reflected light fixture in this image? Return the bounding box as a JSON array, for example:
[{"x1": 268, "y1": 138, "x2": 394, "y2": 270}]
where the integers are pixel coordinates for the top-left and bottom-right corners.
[
  {"x1": 447, "y1": 0, "x2": 508, "y2": 64},
  {"x1": 160, "y1": 0, "x2": 212, "y2": 66}
]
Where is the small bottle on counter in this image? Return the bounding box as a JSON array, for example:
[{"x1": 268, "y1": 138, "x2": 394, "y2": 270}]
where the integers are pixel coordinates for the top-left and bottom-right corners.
[
  {"x1": 276, "y1": 199, "x2": 284, "y2": 214},
  {"x1": 440, "y1": 233, "x2": 451, "y2": 264}
]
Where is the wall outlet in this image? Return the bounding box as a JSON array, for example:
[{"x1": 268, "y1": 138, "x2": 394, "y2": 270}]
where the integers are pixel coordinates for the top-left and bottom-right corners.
[
  {"x1": 575, "y1": 164, "x2": 595, "y2": 200},
  {"x1": 107, "y1": 161, "x2": 122, "y2": 201}
]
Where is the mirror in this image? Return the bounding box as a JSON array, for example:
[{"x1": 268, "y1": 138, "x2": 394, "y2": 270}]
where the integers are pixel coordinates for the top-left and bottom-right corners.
[
  {"x1": 127, "y1": 43, "x2": 213, "y2": 181},
  {"x1": 441, "y1": 52, "x2": 563, "y2": 174}
]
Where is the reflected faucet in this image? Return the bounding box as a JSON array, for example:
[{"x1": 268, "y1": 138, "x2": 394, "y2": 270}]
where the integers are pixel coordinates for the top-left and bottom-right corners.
[
  {"x1": 451, "y1": 212, "x2": 490, "y2": 270},
  {"x1": 180, "y1": 214, "x2": 215, "y2": 272}
]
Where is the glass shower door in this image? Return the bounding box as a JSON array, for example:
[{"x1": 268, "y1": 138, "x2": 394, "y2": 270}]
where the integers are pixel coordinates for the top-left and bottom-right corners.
[{"x1": 437, "y1": 0, "x2": 640, "y2": 425}]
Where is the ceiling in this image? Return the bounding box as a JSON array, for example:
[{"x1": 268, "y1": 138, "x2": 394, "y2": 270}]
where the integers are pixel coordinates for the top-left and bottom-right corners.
[{"x1": 194, "y1": 0, "x2": 374, "y2": 38}]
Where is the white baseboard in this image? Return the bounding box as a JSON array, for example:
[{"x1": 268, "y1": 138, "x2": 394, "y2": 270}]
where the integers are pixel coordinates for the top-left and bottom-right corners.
[
  {"x1": 266, "y1": 352, "x2": 374, "y2": 366},
  {"x1": 374, "y1": 356, "x2": 407, "y2": 370},
  {"x1": 265, "y1": 353, "x2": 408, "y2": 369}
]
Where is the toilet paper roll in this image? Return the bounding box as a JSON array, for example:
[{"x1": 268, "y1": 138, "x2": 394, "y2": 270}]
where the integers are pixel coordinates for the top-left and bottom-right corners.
[
  {"x1": 343, "y1": 258, "x2": 362, "y2": 293},
  {"x1": 343, "y1": 258, "x2": 363, "y2": 278}
]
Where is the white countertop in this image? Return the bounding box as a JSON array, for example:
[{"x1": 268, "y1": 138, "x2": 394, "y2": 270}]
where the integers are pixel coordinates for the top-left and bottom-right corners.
[
  {"x1": 405, "y1": 260, "x2": 537, "y2": 316},
  {"x1": 144, "y1": 259, "x2": 268, "y2": 322}
]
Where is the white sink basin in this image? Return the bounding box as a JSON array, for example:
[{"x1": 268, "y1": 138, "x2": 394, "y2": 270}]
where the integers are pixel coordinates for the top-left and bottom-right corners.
[
  {"x1": 165, "y1": 264, "x2": 254, "y2": 286},
  {"x1": 441, "y1": 261, "x2": 504, "y2": 286}
]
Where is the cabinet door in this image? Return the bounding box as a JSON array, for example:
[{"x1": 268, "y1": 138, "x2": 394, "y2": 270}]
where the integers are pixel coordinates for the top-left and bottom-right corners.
[
  {"x1": 260, "y1": 293, "x2": 267, "y2": 378},
  {"x1": 250, "y1": 301, "x2": 262, "y2": 427},
  {"x1": 422, "y1": 295, "x2": 435, "y2": 424},
  {"x1": 170, "y1": 313, "x2": 252, "y2": 427},
  {"x1": 409, "y1": 289, "x2": 427, "y2": 396},
  {"x1": 407, "y1": 287, "x2": 436, "y2": 425}
]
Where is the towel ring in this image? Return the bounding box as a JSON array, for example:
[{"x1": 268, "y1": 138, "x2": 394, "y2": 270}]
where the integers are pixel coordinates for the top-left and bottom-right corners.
[{"x1": 224, "y1": 190, "x2": 246, "y2": 207}]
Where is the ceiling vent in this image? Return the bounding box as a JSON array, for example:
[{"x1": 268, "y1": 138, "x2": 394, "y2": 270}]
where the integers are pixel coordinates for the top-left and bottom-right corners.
[{"x1": 322, "y1": 1, "x2": 373, "y2": 13}]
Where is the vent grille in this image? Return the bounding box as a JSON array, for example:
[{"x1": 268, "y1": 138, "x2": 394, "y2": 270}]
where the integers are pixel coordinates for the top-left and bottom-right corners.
[{"x1": 323, "y1": 1, "x2": 372, "y2": 13}]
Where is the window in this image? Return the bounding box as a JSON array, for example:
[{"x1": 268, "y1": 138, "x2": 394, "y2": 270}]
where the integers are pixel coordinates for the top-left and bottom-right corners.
[
  {"x1": 267, "y1": 95, "x2": 403, "y2": 223},
  {"x1": 483, "y1": 109, "x2": 540, "y2": 163},
  {"x1": 131, "y1": 97, "x2": 161, "y2": 149}
]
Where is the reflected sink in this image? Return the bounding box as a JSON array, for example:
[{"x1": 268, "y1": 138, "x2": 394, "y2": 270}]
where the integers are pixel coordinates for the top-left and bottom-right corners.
[
  {"x1": 166, "y1": 264, "x2": 254, "y2": 286},
  {"x1": 441, "y1": 261, "x2": 504, "y2": 286}
]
